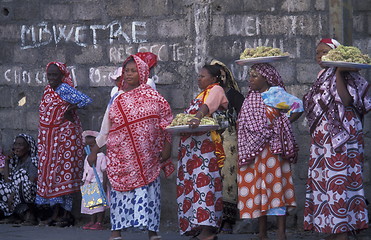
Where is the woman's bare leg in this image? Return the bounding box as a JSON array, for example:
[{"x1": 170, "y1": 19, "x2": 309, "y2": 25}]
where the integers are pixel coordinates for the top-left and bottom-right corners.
[{"x1": 258, "y1": 216, "x2": 268, "y2": 240}]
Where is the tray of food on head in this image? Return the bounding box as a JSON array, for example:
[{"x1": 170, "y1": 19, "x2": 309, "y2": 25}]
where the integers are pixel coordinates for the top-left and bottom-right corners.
[
  {"x1": 321, "y1": 45, "x2": 371, "y2": 69},
  {"x1": 235, "y1": 46, "x2": 290, "y2": 65},
  {"x1": 165, "y1": 113, "x2": 219, "y2": 134}
]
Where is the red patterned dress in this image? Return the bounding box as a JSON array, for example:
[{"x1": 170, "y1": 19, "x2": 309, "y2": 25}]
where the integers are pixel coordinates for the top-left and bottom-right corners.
[
  {"x1": 303, "y1": 68, "x2": 370, "y2": 234},
  {"x1": 37, "y1": 62, "x2": 92, "y2": 210},
  {"x1": 177, "y1": 84, "x2": 228, "y2": 235}
]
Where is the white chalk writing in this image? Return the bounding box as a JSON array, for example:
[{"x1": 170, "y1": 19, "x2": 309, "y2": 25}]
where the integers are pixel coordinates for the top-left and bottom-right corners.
[
  {"x1": 21, "y1": 21, "x2": 147, "y2": 49},
  {"x1": 3, "y1": 66, "x2": 77, "y2": 86}
]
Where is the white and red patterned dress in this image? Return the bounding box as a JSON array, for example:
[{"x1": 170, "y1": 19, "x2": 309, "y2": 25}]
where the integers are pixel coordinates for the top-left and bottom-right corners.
[
  {"x1": 177, "y1": 85, "x2": 228, "y2": 235},
  {"x1": 303, "y1": 68, "x2": 370, "y2": 234}
]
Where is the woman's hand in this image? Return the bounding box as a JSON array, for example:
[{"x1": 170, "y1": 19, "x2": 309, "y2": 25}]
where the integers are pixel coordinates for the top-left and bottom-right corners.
[
  {"x1": 64, "y1": 104, "x2": 78, "y2": 122},
  {"x1": 160, "y1": 140, "x2": 171, "y2": 162},
  {"x1": 188, "y1": 117, "x2": 201, "y2": 129},
  {"x1": 336, "y1": 67, "x2": 360, "y2": 73}
]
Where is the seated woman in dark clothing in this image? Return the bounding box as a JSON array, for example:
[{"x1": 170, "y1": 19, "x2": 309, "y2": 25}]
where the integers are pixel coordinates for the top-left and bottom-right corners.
[{"x1": 0, "y1": 134, "x2": 38, "y2": 225}]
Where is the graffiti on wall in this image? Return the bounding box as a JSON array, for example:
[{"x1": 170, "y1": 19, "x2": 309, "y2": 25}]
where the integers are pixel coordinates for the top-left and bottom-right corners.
[
  {"x1": 3, "y1": 66, "x2": 77, "y2": 86},
  {"x1": 21, "y1": 20, "x2": 147, "y2": 49}
]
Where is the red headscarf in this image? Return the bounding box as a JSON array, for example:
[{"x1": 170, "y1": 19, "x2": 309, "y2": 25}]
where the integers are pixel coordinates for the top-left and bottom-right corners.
[
  {"x1": 135, "y1": 52, "x2": 158, "y2": 69},
  {"x1": 319, "y1": 38, "x2": 340, "y2": 49},
  {"x1": 120, "y1": 55, "x2": 149, "y2": 91},
  {"x1": 46, "y1": 62, "x2": 74, "y2": 87}
]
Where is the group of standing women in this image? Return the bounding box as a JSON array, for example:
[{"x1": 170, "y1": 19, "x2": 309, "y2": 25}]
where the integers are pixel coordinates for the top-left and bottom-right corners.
[{"x1": 0, "y1": 38, "x2": 369, "y2": 240}]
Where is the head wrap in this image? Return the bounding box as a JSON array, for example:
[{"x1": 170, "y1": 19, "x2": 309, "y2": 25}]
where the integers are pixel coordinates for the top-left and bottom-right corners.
[
  {"x1": 238, "y1": 64, "x2": 298, "y2": 166},
  {"x1": 250, "y1": 63, "x2": 285, "y2": 89},
  {"x1": 110, "y1": 67, "x2": 123, "y2": 81},
  {"x1": 15, "y1": 133, "x2": 38, "y2": 168},
  {"x1": 120, "y1": 55, "x2": 149, "y2": 91},
  {"x1": 319, "y1": 38, "x2": 340, "y2": 49},
  {"x1": 210, "y1": 59, "x2": 240, "y2": 91},
  {"x1": 82, "y1": 130, "x2": 99, "y2": 145},
  {"x1": 135, "y1": 52, "x2": 158, "y2": 69},
  {"x1": 46, "y1": 62, "x2": 74, "y2": 87}
]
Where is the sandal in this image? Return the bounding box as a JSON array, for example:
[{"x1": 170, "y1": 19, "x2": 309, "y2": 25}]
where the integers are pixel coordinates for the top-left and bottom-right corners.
[
  {"x1": 89, "y1": 222, "x2": 105, "y2": 230},
  {"x1": 82, "y1": 222, "x2": 94, "y2": 230}
]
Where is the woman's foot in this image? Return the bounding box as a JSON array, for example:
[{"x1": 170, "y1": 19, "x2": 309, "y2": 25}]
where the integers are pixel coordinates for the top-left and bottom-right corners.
[
  {"x1": 219, "y1": 221, "x2": 233, "y2": 234},
  {"x1": 82, "y1": 222, "x2": 94, "y2": 230},
  {"x1": 90, "y1": 222, "x2": 105, "y2": 230},
  {"x1": 109, "y1": 230, "x2": 122, "y2": 240}
]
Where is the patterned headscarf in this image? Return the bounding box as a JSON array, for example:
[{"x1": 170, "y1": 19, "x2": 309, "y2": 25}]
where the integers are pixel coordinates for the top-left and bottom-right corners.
[
  {"x1": 251, "y1": 63, "x2": 285, "y2": 89},
  {"x1": 135, "y1": 52, "x2": 158, "y2": 69},
  {"x1": 46, "y1": 62, "x2": 74, "y2": 87},
  {"x1": 14, "y1": 133, "x2": 38, "y2": 168},
  {"x1": 319, "y1": 38, "x2": 340, "y2": 49},
  {"x1": 211, "y1": 59, "x2": 240, "y2": 91},
  {"x1": 120, "y1": 55, "x2": 149, "y2": 91},
  {"x1": 238, "y1": 63, "x2": 298, "y2": 166}
]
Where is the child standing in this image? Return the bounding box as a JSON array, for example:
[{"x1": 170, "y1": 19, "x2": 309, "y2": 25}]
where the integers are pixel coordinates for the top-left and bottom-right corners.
[
  {"x1": 81, "y1": 130, "x2": 109, "y2": 230},
  {"x1": 237, "y1": 63, "x2": 303, "y2": 240}
]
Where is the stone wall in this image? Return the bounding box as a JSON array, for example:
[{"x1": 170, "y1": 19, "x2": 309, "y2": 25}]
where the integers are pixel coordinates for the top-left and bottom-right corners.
[{"x1": 0, "y1": 0, "x2": 370, "y2": 230}]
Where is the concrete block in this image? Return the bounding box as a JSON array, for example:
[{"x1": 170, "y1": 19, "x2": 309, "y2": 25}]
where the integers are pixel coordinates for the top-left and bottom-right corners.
[
  {"x1": 274, "y1": 62, "x2": 295, "y2": 86},
  {"x1": 157, "y1": 19, "x2": 189, "y2": 38},
  {"x1": 354, "y1": 1, "x2": 371, "y2": 11},
  {"x1": 0, "y1": 109, "x2": 26, "y2": 130},
  {"x1": 0, "y1": 86, "x2": 13, "y2": 108},
  {"x1": 106, "y1": 0, "x2": 138, "y2": 17},
  {"x1": 167, "y1": 89, "x2": 187, "y2": 110},
  {"x1": 368, "y1": 13, "x2": 371, "y2": 35},
  {"x1": 296, "y1": 63, "x2": 320, "y2": 84},
  {"x1": 262, "y1": 15, "x2": 322, "y2": 36},
  {"x1": 43, "y1": 4, "x2": 71, "y2": 21},
  {"x1": 73, "y1": 2, "x2": 102, "y2": 21},
  {"x1": 353, "y1": 14, "x2": 365, "y2": 33},
  {"x1": 211, "y1": 0, "x2": 244, "y2": 14},
  {"x1": 226, "y1": 15, "x2": 260, "y2": 36},
  {"x1": 41, "y1": 47, "x2": 67, "y2": 65},
  {"x1": 74, "y1": 45, "x2": 104, "y2": 64},
  {"x1": 13, "y1": 48, "x2": 41, "y2": 64},
  {"x1": 88, "y1": 66, "x2": 117, "y2": 87},
  {"x1": 286, "y1": 84, "x2": 308, "y2": 100},
  {"x1": 0, "y1": 45, "x2": 13, "y2": 64},
  {"x1": 25, "y1": 111, "x2": 39, "y2": 131},
  {"x1": 241, "y1": 0, "x2": 276, "y2": 12},
  {"x1": 0, "y1": 24, "x2": 19, "y2": 41},
  {"x1": 281, "y1": 0, "x2": 311, "y2": 12},
  {"x1": 139, "y1": 0, "x2": 169, "y2": 16},
  {"x1": 13, "y1": 1, "x2": 41, "y2": 20},
  {"x1": 314, "y1": 0, "x2": 326, "y2": 11},
  {"x1": 211, "y1": 15, "x2": 225, "y2": 37}
]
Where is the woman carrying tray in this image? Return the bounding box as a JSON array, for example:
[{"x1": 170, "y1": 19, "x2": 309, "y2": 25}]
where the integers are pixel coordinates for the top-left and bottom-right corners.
[
  {"x1": 210, "y1": 60, "x2": 245, "y2": 234},
  {"x1": 303, "y1": 38, "x2": 370, "y2": 240},
  {"x1": 237, "y1": 61, "x2": 303, "y2": 240},
  {"x1": 177, "y1": 64, "x2": 228, "y2": 240}
]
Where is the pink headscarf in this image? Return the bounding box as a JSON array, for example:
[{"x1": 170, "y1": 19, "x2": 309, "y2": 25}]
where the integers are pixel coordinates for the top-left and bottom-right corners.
[
  {"x1": 46, "y1": 62, "x2": 74, "y2": 87},
  {"x1": 120, "y1": 55, "x2": 149, "y2": 91},
  {"x1": 251, "y1": 63, "x2": 285, "y2": 89},
  {"x1": 238, "y1": 63, "x2": 298, "y2": 166},
  {"x1": 319, "y1": 38, "x2": 340, "y2": 49}
]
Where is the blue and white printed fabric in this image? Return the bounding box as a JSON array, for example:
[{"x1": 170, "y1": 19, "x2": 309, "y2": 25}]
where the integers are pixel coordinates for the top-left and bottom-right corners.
[{"x1": 110, "y1": 177, "x2": 161, "y2": 232}]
